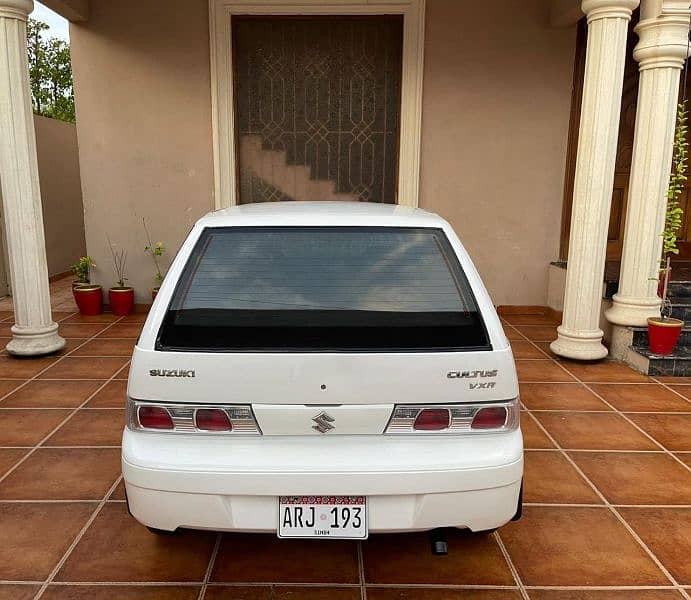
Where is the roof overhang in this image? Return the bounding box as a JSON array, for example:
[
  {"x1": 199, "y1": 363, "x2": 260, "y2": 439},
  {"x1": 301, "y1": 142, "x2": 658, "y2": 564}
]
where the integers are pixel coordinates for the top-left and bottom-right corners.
[
  {"x1": 38, "y1": 0, "x2": 88, "y2": 22},
  {"x1": 550, "y1": 0, "x2": 584, "y2": 27}
]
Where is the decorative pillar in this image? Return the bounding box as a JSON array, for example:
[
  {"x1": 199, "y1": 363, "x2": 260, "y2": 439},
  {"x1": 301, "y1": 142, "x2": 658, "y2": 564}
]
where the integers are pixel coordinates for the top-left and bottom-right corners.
[
  {"x1": 551, "y1": 0, "x2": 639, "y2": 360},
  {"x1": 0, "y1": 0, "x2": 65, "y2": 355},
  {"x1": 606, "y1": 3, "x2": 691, "y2": 327}
]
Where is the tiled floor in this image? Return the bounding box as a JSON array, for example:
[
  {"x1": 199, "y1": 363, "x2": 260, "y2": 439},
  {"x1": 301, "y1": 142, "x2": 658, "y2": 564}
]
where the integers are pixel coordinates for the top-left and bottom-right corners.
[{"x1": 0, "y1": 304, "x2": 690, "y2": 599}]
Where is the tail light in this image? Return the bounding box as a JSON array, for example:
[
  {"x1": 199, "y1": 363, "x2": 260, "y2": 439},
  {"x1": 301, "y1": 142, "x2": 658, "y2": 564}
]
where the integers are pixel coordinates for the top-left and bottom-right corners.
[
  {"x1": 127, "y1": 398, "x2": 261, "y2": 435},
  {"x1": 386, "y1": 399, "x2": 519, "y2": 434}
]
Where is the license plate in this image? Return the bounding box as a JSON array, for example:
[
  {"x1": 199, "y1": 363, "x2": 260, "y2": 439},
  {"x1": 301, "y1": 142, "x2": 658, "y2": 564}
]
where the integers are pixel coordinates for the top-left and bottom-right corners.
[{"x1": 278, "y1": 496, "x2": 368, "y2": 539}]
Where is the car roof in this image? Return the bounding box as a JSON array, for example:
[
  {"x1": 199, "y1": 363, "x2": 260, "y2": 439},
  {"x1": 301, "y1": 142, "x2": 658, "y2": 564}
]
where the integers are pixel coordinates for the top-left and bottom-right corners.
[{"x1": 199, "y1": 201, "x2": 447, "y2": 228}]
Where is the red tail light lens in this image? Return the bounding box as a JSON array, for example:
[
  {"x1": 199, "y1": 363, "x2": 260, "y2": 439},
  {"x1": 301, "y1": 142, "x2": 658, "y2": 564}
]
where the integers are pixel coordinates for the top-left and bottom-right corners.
[
  {"x1": 195, "y1": 408, "x2": 232, "y2": 431},
  {"x1": 138, "y1": 406, "x2": 174, "y2": 430},
  {"x1": 413, "y1": 408, "x2": 451, "y2": 431},
  {"x1": 471, "y1": 406, "x2": 508, "y2": 430}
]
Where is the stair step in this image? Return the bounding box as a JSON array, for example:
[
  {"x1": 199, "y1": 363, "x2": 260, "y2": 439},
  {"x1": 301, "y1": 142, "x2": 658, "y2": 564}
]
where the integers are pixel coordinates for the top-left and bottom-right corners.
[
  {"x1": 631, "y1": 325, "x2": 691, "y2": 348},
  {"x1": 628, "y1": 344, "x2": 691, "y2": 376}
]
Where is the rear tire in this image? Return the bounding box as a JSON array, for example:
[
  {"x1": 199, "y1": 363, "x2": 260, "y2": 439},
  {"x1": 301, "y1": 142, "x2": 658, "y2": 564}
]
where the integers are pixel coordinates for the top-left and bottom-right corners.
[
  {"x1": 474, "y1": 528, "x2": 497, "y2": 535},
  {"x1": 511, "y1": 481, "x2": 523, "y2": 522}
]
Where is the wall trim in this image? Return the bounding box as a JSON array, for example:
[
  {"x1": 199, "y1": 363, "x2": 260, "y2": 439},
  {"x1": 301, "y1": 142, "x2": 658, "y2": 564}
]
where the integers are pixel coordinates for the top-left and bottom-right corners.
[{"x1": 209, "y1": 0, "x2": 426, "y2": 208}]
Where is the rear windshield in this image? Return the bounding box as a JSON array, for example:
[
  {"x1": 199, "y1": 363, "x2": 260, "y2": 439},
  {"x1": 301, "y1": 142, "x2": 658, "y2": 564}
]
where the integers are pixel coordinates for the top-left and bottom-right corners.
[{"x1": 157, "y1": 227, "x2": 489, "y2": 352}]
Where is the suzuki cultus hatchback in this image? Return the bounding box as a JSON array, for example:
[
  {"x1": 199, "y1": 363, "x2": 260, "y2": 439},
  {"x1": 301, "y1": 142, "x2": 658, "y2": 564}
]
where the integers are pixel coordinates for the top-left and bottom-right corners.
[{"x1": 123, "y1": 202, "x2": 522, "y2": 540}]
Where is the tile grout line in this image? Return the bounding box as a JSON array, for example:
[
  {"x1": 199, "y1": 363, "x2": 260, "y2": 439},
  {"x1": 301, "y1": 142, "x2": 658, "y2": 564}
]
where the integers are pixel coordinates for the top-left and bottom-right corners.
[
  {"x1": 197, "y1": 532, "x2": 222, "y2": 600},
  {"x1": 504, "y1": 320, "x2": 691, "y2": 598},
  {"x1": 0, "y1": 318, "x2": 129, "y2": 485},
  {"x1": 494, "y1": 530, "x2": 530, "y2": 600},
  {"x1": 32, "y1": 475, "x2": 123, "y2": 600},
  {"x1": 649, "y1": 376, "x2": 691, "y2": 406},
  {"x1": 357, "y1": 540, "x2": 367, "y2": 600}
]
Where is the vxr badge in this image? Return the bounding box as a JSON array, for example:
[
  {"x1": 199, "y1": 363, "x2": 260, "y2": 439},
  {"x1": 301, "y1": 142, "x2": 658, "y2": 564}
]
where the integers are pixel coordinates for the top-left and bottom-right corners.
[{"x1": 312, "y1": 411, "x2": 335, "y2": 434}]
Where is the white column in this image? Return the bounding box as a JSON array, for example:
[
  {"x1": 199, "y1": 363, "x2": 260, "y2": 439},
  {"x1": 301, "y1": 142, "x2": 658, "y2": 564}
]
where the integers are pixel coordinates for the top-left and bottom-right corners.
[
  {"x1": 0, "y1": 0, "x2": 65, "y2": 356},
  {"x1": 551, "y1": 0, "x2": 639, "y2": 360},
  {"x1": 605, "y1": 5, "x2": 691, "y2": 326}
]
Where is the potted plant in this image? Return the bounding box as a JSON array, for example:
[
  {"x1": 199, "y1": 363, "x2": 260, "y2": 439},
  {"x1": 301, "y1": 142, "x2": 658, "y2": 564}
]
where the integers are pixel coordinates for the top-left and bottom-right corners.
[
  {"x1": 143, "y1": 218, "x2": 166, "y2": 300},
  {"x1": 107, "y1": 238, "x2": 135, "y2": 316},
  {"x1": 648, "y1": 102, "x2": 687, "y2": 355},
  {"x1": 70, "y1": 256, "x2": 102, "y2": 315}
]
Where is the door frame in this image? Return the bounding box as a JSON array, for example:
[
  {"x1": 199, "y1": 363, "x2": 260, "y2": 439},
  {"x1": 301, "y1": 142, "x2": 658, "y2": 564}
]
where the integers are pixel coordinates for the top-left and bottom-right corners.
[{"x1": 209, "y1": 0, "x2": 426, "y2": 209}]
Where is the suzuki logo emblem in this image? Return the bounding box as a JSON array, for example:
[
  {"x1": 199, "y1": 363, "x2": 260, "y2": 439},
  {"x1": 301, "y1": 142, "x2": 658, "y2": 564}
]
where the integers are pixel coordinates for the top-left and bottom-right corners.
[{"x1": 312, "y1": 411, "x2": 335, "y2": 434}]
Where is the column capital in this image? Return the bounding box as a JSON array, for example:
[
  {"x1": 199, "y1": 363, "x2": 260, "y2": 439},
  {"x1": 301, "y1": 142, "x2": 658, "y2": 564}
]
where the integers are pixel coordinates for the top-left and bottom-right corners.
[
  {"x1": 0, "y1": 0, "x2": 33, "y2": 20},
  {"x1": 581, "y1": 0, "x2": 639, "y2": 23},
  {"x1": 634, "y1": 13, "x2": 691, "y2": 70}
]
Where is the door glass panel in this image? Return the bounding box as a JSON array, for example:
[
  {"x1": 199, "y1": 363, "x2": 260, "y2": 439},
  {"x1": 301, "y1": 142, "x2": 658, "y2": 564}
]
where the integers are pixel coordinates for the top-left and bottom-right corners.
[{"x1": 232, "y1": 16, "x2": 403, "y2": 204}]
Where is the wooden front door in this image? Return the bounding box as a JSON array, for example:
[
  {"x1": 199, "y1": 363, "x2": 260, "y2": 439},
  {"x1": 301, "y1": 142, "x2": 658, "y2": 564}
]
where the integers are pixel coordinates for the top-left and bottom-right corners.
[{"x1": 560, "y1": 15, "x2": 691, "y2": 262}]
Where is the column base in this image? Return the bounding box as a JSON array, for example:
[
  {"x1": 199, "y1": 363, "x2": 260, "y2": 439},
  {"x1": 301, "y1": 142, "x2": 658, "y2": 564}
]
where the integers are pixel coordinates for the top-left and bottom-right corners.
[
  {"x1": 550, "y1": 326, "x2": 609, "y2": 361},
  {"x1": 605, "y1": 294, "x2": 661, "y2": 327},
  {"x1": 6, "y1": 322, "x2": 66, "y2": 356}
]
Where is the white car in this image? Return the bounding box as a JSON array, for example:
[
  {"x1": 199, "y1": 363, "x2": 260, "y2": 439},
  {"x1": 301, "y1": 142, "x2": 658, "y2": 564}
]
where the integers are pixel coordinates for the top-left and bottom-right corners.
[{"x1": 122, "y1": 202, "x2": 522, "y2": 542}]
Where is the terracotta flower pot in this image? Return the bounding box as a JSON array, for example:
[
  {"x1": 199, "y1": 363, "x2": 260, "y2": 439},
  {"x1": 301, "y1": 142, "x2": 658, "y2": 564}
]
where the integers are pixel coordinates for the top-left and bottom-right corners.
[
  {"x1": 152, "y1": 287, "x2": 159, "y2": 301},
  {"x1": 109, "y1": 286, "x2": 135, "y2": 316},
  {"x1": 647, "y1": 317, "x2": 684, "y2": 356},
  {"x1": 73, "y1": 285, "x2": 103, "y2": 315}
]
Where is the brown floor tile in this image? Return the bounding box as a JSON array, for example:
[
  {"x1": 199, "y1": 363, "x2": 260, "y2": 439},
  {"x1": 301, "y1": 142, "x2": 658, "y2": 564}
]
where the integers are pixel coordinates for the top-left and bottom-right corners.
[
  {"x1": 510, "y1": 341, "x2": 548, "y2": 359},
  {"x1": 0, "y1": 585, "x2": 40, "y2": 600},
  {"x1": 500, "y1": 506, "x2": 668, "y2": 585},
  {"x1": 676, "y1": 453, "x2": 691, "y2": 468},
  {"x1": 62, "y1": 313, "x2": 121, "y2": 324},
  {"x1": 58, "y1": 323, "x2": 111, "y2": 338},
  {"x1": 52, "y1": 310, "x2": 78, "y2": 322},
  {"x1": 627, "y1": 414, "x2": 691, "y2": 451},
  {"x1": 98, "y1": 323, "x2": 143, "y2": 338},
  {"x1": 1, "y1": 380, "x2": 104, "y2": 408},
  {"x1": 516, "y1": 361, "x2": 574, "y2": 383},
  {"x1": 0, "y1": 355, "x2": 59, "y2": 378},
  {"x1": 520, "y1": 383, "x2": 608, "y2": 411},
  {"x1": 534, "y1": 341, "x2": 562, "y2": 359},
  {"x1": 505, "y1": 328, "x2": 524, "y2": 341},
  {"x1": 363, "y1": 530, "x2": 514, "y2": 585},
  {"x1": 0, "y1": 409, "x2": 71, "y2": 446},
  {"x1": 41, "y1": 585, "x2": 201, "y2": 600},
  {"x1": 0, "y1": 379, "x2": 25, "y2": 399},
  {"x1": 561, "y1": 360, "x2": 651, "y2": 383},
  {"x1": 521, "y1": 413, "x2": 555, "y2": 449},
  {"x1": 0, "y1": 448, "x2": 121, "y2": 500},
  {"x1": 201, "y1": 587, "x2": 272, "y2": 600},
  {"x1": 619, "y1": 507, "x2": 691, "y2": 584},
  {"x1": 56, "y1": 338, "x2": 89, "y2": 355},
  {"x1": 109, "y1": 479, "x2": 126, "y2": 500},
  {"x1": 0, "y1": 502, "x2": 93, "y2": 580},
  {"x1": 590, "y1": 384, "x2": 691, "y2": 412},
  {"x1": 655, "y1": 376, "x2": 691, "y2": 384},
  {"x1": 502, "y1": 314, "x2": 559, "y2": 326},
  {"x1": 45, "y1": 409, "x2": 125, "y2": 446},
  {"x1": 0, "y1": 448, "x2": 28, "y2": 476},
  {"x1": 57, "y1": 503, "x2": 215, "y2": 582},
  {"x1": 38, "y1": 357, "x2": 129, "y2": 380},
  {"x1": 71, "y1": 338, "x2": 135, "y2": 357},
  {"x1": 569, "y1": 452, "x2": 691, "y2": 505},
  {"x1": 208, "y1": 588, "x2": 360, "y2": 600},
  {"x1": 515, "y1": 325, "x2": 558, "y2": 341},
  {"x1": 0, "y1": 323, "x2": 13, "y2": 336},
  {"x1": 212, "y1": 533, "x2": 359, "y2": 583},
  {"x1": 115, "y1": 362, "x2": 131, "y2": 379},
  {"x1": 366, "y1": 591, "x2": 522, "y2": 600},
  {"x1": 534, "y1": 412, "x2": 659, "y2": 450},
  {"x1": 667, "y1": 385, "x2": 691, "y2": 400},
  {"x1": 87, "y1": 380, "x2": 127, "y2": 408},
  {"x1": 120, "y1": 313, "x2": 149, "y2": 323},
  {"x1": 523, "y1": 451, "x2": 600, "y2": 504},
  {"x1": 528, "y1": 591, "x2": 683, "y2": 600}
]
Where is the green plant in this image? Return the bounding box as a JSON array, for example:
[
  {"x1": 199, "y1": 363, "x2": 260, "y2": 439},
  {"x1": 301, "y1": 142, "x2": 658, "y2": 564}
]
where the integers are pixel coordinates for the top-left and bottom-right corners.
[
  {"x1": 70, "y1": 256, "x2": 95, "y2": 284},
  {"x1": 143, "y1": 218, "x2": 166, "y2": 285},
  {"x1": 662, "y1": 101, "x2": 688, "y2": 260},
  {"x1": 107, "y1": 236, "x2": 128, "y2": 288}
]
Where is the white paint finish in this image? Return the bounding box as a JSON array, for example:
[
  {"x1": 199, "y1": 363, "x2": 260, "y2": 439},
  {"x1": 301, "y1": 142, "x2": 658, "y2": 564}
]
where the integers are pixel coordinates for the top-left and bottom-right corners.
[
  {"x1": 0, "y1": 0, "x2": 65, "y2": 355},
  {"x1": 551, "y1": 0, "x2": 639, "y2": 360},
  {"x1": 209, "y1": 0, "x2": 425, "y2": 208}
]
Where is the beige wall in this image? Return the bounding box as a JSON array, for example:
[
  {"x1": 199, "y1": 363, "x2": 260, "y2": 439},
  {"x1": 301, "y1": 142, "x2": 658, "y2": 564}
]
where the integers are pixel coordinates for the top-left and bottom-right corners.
[
  {"x1": 70, "y1": 0, "x2": 214, "y2": 301},
  {"x1": 34, "y1": 115, "x2": 86, "y2": 277},
  {"x1": 70, "y1": 0, "x2": 575, "y2": 305},
  {"x1": 420, "y1": 0, "x2": 576, "y2": 306}
]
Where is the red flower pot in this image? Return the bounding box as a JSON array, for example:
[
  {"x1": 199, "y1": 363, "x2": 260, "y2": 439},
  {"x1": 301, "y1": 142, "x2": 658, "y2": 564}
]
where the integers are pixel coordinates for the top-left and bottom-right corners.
[
  {"x1": 152, "y1": 287, "x2": 159, "y2": 301},
  {"x1": 109, "y1": 287, "x2": 135, "y2": 316},
  {"x1": 647, "y1": 317, "x2": 684, "y2": 355},
  {"x1": 73, "y1": 285, "x2": 103, "y2": 316}
]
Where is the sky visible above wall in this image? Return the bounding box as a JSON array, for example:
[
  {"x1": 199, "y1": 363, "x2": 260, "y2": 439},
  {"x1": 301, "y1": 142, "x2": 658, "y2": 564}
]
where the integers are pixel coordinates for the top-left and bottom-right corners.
[{"x1": 32, "y1": 1, "x2": 69, "y2": 41}]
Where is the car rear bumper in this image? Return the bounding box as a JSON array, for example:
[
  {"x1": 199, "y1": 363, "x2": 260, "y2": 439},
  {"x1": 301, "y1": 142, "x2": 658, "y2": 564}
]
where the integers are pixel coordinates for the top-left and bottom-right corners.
[{"x1": 122, "y1": 428, "x2": 523, "y2": 533}]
